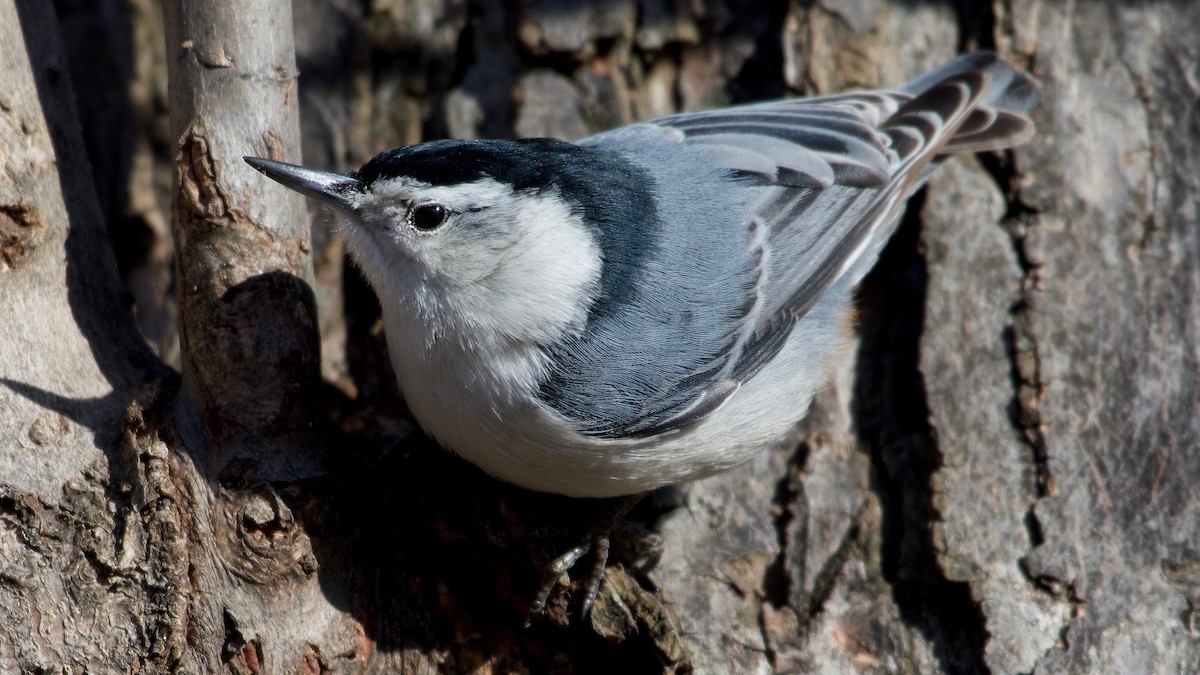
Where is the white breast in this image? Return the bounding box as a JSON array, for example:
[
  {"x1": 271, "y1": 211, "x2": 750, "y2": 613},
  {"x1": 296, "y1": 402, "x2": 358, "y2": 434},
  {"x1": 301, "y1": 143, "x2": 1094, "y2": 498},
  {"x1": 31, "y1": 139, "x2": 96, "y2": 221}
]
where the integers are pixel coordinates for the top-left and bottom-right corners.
[{"x1": 382, "y1": 288, "x2": 851, "y2": 498}]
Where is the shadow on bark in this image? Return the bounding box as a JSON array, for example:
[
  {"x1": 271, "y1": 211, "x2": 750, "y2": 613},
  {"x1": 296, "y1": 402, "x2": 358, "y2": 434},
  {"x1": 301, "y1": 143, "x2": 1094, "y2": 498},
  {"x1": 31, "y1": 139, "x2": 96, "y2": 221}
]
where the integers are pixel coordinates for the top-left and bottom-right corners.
[
  {"x1": 5, "y1": 0, "x2": 166, "y2": 448},
  {"x1": 853, "y1": 195, "x2": 989, "y2": 674}
]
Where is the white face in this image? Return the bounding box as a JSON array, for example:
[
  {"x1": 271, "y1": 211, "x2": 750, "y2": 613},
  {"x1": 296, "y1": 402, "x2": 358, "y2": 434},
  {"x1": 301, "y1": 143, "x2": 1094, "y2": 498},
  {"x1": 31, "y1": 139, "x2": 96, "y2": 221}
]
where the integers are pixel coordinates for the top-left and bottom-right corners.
[{"x1": 337, "y1": 176, "x2": 602, "y2": 350}]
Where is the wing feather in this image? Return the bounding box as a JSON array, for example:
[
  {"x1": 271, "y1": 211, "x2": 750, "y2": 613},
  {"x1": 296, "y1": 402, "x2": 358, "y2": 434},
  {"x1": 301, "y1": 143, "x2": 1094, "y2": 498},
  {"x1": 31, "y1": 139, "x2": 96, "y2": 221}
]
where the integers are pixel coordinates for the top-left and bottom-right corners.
[
  {"x1": 543, "y1": 53, "x2": 1039, "y2": 438},
  {"x1": 689, "y1": 132, "x2": 837, "y2": 187}
]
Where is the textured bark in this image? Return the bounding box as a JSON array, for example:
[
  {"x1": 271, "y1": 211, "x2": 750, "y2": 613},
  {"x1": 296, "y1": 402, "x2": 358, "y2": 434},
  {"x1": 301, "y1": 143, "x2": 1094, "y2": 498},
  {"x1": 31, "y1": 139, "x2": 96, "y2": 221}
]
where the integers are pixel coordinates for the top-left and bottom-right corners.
[
  {"x1": 162, "y1": 0, "x2": 323, "y2": 464},
  {"x1": 0, "y1": 0, "x2": 166, "y2": 669},
  {"x1": 1, "y1": 0, "x2": 1198, "y2": 672}
]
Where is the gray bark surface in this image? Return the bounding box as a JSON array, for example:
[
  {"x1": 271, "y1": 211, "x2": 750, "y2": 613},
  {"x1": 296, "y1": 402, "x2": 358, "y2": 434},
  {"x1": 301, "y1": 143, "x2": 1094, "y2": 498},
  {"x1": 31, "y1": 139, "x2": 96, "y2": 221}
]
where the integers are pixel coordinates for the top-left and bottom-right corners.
[{"x1": 1, "y1": 0, "x2": 1197, "y2": 672}]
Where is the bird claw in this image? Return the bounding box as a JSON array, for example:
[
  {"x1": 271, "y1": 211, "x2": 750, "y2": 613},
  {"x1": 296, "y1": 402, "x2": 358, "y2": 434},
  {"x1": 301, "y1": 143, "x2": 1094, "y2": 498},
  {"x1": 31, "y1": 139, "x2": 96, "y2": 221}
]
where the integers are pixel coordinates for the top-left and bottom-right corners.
[
  {"x1": 529, "y1": 538, "x2": 592, "y2": 615},
  {"x1": 526, "y1": 494, "x2": 645, "y2": 623},
  {"x1": 579, "y1": 531, "x2": 611, "y2": 619},
  {"x1": 527, "y1": 528, "x2": 612, "y2": 620}
]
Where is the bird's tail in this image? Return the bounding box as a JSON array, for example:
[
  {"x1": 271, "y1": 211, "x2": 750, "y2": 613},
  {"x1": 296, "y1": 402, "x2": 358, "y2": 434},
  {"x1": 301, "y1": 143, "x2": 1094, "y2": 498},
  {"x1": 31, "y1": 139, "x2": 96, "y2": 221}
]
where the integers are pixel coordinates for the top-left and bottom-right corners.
[
  {"x1": 833, "y1": 52, "x2": 1039, "y2": 288},
  {"x1": 897, "y1": 51, "x2": 1041, "y2": 155}
]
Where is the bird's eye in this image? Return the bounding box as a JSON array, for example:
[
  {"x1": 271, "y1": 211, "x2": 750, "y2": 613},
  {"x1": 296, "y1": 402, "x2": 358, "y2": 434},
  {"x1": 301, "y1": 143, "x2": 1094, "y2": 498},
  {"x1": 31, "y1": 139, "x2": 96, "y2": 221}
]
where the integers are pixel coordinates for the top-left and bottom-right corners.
[{"x1": 411, "y1": 203, "x2": 449, "y2": 231}]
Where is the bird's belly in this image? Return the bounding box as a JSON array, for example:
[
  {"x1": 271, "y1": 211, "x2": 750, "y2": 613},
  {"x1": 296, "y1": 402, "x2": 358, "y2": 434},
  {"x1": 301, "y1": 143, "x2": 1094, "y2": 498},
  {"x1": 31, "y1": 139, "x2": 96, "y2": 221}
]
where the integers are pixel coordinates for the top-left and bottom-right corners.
[
  {"x1": 405, "y1": 381, "x2": 794, "y2": 497},
  {"x1": 389, "y1": 347, "x2": 823, "y2": 498},
  {"x1": 383, "y1": 299, "x2": 849, "y2": 497}
]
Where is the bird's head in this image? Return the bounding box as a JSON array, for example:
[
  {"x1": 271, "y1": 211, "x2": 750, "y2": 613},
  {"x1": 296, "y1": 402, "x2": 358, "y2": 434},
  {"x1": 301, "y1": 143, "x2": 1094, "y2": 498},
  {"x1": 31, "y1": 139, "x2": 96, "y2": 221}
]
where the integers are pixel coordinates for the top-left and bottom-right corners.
[{"x1": 246, "y1": 139, "x2": 625, "y2": 351}]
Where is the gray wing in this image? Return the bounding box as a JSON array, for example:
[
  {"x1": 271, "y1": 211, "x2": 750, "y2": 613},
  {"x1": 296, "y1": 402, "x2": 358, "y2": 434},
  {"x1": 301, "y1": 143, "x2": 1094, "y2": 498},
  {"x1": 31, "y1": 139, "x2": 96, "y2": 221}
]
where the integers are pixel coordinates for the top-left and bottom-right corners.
[{"x1": 547, "y1": 52, "x2": 1038, "y2": 438}]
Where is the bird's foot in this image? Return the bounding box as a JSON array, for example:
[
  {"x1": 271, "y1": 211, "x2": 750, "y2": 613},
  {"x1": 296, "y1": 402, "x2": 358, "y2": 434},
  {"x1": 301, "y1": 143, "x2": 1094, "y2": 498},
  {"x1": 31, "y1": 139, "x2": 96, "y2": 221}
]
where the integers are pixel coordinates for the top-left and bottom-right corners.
[
  {"x1": 528, "y1": 527, "x2": 612, "y2": 620},
  {"x1": 526, "y1": 494, "x2": 655, "y2": 623}
]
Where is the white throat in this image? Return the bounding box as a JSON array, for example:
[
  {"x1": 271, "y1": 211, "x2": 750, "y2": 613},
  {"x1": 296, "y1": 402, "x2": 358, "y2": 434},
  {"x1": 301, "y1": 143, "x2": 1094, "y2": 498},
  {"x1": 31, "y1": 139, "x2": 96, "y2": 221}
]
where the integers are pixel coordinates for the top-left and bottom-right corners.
[{"x1": 358, "y1": 182, "x2": 609, "y2": 489}]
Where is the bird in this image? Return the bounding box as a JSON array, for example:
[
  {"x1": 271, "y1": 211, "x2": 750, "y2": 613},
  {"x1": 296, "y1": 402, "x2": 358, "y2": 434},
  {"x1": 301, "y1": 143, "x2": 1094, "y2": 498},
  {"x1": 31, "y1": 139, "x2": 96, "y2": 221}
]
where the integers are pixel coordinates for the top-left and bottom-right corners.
[{"x1": 248, "y1": 48, "x2": 1035, "y2": 520}]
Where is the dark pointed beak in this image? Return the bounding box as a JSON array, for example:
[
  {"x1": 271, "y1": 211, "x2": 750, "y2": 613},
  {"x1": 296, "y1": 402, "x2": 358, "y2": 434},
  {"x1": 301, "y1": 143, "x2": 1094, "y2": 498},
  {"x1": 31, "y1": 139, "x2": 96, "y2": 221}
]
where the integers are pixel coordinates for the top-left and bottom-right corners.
[{"x1": 244, "y1": 157, "x2": 362, "y2": 211}]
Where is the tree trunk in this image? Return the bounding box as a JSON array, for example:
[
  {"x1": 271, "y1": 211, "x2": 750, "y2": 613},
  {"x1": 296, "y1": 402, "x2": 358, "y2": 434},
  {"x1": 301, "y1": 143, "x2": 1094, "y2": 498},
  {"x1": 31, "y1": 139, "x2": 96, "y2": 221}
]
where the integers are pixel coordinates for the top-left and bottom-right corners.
[{"x1": 2, "y1": 0, "x2": 1197, "y2": 672}]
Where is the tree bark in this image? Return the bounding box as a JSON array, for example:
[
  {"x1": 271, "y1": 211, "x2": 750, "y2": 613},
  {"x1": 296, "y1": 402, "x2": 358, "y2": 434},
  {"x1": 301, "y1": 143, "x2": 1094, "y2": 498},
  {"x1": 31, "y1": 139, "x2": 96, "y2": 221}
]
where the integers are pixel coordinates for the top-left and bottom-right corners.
[
  {"x1": 162, "y1": 0, "x2": 322, "y2": 466},
  {"x1": 2, "y1": 0, "x2": 1198, "y2": 672},
  {"x1": 0, "y1": 0, "x2": 165, "y2": 668}
]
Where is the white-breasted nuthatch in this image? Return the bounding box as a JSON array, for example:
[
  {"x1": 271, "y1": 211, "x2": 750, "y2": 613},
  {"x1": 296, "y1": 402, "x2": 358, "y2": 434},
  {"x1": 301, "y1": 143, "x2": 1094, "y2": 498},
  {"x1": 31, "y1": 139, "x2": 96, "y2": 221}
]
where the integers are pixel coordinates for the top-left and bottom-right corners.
[{"x1": 247, "y1": 52, "x2": 1038, "y2": 499}]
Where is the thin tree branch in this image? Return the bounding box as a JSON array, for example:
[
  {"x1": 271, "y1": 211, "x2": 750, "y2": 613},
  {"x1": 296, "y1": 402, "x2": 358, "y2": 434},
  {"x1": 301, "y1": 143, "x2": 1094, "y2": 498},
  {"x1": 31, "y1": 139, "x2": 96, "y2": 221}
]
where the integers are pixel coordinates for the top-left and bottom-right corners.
[{"x1": 163, "y1": 0, "x2": 322, "y2": 472}]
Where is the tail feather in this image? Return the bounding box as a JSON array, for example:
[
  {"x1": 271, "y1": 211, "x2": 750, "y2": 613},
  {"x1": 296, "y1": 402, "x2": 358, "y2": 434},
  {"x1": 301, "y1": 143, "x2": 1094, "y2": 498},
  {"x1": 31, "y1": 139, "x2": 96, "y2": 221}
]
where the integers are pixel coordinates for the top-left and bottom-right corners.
[
  {"x1": 941, "y1": 113, "x2": 1035, "y2": 154},
  {"x1": 899, "y1": 51, "x2": 1040, "y2": 113},
  {"x1": 896, "y1": 51, "x2": 1040, "y2": 155}
]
